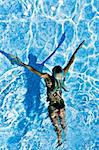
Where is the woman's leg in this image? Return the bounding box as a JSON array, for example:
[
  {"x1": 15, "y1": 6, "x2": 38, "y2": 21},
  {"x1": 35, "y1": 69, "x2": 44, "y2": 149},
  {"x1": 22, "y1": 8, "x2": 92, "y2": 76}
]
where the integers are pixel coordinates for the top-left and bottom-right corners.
[
  {"x1": 50, "y1": 109, "x2": 62, "y2": 145},
  {"x1": 59, "y1": 108, "x2": 67, "y2": 135}
]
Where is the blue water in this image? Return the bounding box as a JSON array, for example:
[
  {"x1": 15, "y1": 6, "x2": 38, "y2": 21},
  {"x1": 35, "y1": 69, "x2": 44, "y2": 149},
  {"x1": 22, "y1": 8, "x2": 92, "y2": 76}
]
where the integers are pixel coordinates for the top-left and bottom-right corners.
[{"x1": 0, "y1": 0, "x2": 98, "y2": 150}]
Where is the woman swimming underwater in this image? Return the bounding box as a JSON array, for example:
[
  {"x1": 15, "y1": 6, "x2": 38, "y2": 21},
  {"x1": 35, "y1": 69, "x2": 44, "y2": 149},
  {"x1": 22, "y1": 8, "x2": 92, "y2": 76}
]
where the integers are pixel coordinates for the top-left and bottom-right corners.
[{"x1": 0, "y1": 40, "x2": 85, "y2": 147}]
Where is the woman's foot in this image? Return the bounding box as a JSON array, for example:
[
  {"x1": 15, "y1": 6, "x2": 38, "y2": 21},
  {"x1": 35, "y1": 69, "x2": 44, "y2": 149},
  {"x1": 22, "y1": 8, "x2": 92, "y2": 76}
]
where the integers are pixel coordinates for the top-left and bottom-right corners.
[{"x1": 56, "y1": 141, "x2": 62, "y2": 148}]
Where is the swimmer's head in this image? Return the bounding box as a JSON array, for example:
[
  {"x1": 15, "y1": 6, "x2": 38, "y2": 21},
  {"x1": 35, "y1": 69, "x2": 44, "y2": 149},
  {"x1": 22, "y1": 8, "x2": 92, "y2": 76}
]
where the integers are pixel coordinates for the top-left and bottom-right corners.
[
  {"x1": 28, "y1": 54, "x2": 37, "y2": 65},
  {"x1": 52, "y1": 66, "x2": 64, "y2": 80}
]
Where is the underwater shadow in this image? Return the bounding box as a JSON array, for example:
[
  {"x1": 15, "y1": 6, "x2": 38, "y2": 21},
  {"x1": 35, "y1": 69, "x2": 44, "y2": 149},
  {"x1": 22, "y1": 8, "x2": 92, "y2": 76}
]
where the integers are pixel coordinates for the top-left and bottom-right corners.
[
  {"x1": 0, "y1": 50, "x2": 45, "y2": 120},
  {"x1": 24, "y1": 53, "x2": 44, "y2": 119}
]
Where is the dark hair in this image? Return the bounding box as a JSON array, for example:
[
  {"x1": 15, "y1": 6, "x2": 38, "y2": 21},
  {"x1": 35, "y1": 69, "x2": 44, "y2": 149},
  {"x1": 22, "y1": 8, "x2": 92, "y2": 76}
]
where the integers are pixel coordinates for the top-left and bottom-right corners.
[{"x1": 52, "y1": 65, "x2": 63, "y2": 75}]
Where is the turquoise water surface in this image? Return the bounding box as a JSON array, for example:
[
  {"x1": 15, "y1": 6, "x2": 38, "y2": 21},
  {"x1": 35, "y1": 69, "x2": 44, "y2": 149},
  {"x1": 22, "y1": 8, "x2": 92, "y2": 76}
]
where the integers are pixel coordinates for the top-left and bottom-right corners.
[{"x1": 0, "y1": 0, "x2": 99, "y2": 150}]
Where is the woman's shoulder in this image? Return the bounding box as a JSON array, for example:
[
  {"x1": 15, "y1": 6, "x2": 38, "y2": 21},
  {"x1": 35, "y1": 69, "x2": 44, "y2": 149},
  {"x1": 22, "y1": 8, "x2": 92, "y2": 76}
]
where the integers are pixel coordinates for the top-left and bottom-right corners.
[{"x1": 45, "y1": 74, "x2": 52, "y2": 80}]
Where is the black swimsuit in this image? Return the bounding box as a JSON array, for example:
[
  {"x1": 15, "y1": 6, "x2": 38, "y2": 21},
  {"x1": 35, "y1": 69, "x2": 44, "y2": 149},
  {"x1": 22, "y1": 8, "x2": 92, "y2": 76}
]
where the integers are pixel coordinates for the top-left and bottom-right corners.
[{"x1": 45, "y1": 75, "x2": 65, "y2": 114}]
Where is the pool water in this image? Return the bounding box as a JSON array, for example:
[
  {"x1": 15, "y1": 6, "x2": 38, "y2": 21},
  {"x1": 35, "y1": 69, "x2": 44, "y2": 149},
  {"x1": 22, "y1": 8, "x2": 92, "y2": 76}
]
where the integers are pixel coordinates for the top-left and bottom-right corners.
[{"x1": 0, "y1": 0, "x2": 98, "y2": 150}]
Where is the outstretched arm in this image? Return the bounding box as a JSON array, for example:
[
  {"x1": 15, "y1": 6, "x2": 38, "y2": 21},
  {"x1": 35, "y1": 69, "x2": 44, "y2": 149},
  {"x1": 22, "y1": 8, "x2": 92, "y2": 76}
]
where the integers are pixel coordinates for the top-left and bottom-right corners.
[
  {"x1": 63, "y1": 40, "x2": 85, "y2": 75},
  {"x1": 0, "y1": 50, "x2": 49, "y2": 79},
  {"x1": 14, "y1": 57, "x2": 48, "y2": 78}
]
